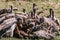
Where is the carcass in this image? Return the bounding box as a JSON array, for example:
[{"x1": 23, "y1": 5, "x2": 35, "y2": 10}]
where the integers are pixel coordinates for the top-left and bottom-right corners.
[{"x1": 33, "y1": 30, "x2": 55, "y2": 40}]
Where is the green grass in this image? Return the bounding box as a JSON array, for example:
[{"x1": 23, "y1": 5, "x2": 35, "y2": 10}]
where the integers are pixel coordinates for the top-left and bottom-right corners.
[
  {"x1": 0, "y1": 37, "x2": 60, "y2": 40},
  {"x1": 0, "y1": 1, "x2": 59, "y2": 18},
  {"x1": 0, "y1": 37, "x2": 44, "y2": 40}
]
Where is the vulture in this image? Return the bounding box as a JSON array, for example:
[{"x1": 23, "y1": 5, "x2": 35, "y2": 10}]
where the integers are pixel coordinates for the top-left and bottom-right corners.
[{"x1": 0, "y1": 5, "x2": 13, "y2": 15}]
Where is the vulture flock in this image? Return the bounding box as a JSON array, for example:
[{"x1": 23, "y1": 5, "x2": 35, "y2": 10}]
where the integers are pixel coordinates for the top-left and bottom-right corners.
[{"x1": 0, "y1": 3, "x2": 60, "y2": 40}]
